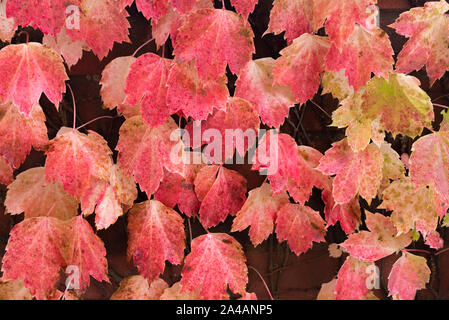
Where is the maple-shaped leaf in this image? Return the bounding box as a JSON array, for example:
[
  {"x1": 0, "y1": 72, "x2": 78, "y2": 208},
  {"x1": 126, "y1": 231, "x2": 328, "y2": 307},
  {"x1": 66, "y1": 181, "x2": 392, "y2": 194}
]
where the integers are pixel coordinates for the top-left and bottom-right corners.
[
  {"x1": 173, "y1": 8, "x2": 255, "y2": 80},
  {"x1": 0, "y1": 1, "x2": 15, "y2": 42},
  {"x1": 117, "y1": 115, "x2": 184, "y2": 196},
  {"x1": 230, "y1": 0, "x2": 258, "y2": 20},
  {"x1": 127, "y1": 200, "x2": 186, "y2": 281},
  {"x1": 43, "y1": 27, "x2": 89, "y2": 69},
  {"x1": 5, "y1": 0, "x2": 78, "y2": 35},
  {"x1": 5, "y1": 167, "x2": 79, "y2": 221},
  {"x1": 160, "y1": 281, "x2": 202, "y2": 300},
  {"x1": 44, "y1": 127, "x2": 113, "y2": 200},
  {"x1": 0, "y1": 157, "x2": 12, "y2": 185},
  {"x1": 388, "y1": 252, "x2": 431, "y2": 300},
  {"x1": 0, "y1": 42, "x2": 68, "y2": 115},
  {"x1": 273, "y1": 33, "x2": 330, "y2": 104},
  {"x1": 124, "y1": 53, "x2": 175, "y2": 127},
  {"x1": 155, "y1": 155, "x2": 205, "y2": 217},
  {"x1": 425, "y1": 230, "x2": 444, "y2": 250},
  {"x1": 389, "y1": 0, "x2": 449, "y2": 85},
  {"x1": 324, "y1": 195, "x2": 362, "y2": 235},
  {"x1": 251, "y1": 130, "x2": 300, "y2": 194},
  {"x1": 100, "y1": 56, "x2": 140, "y2": 118},
  {"x1": 380, "y1": 178, "x2": 445, "y2": 242},
  {"x1": 0, "y1": 279, "x2": 32, "y2": 300},
  {"x1": 361, "y1": 74, "x2": 434, "y2": 138},
  {"x1": 181, "y1": 233, "x2": 248, "y2": 300},
  {"x1": 314, "y1": 0, "x2": 378, "y2": 50},
  {"x1": 325, "y1": 25, "x2": 394, "y2": 91},
  {"x1": 151, "y1": 0, "x2": 213, "y2": 48},
  {"x1": 341, "y1": 212, "x2": 412, "y2": 262},
  {"x1": 166, "y1": 60, "x2": 229, "y2": 121},
  {"x1": 265, "y1": 0, "x2": 314, "y2": 44},
  {"x1": 186, "y1": 97, "x2": 260, "y2": 163},
  {"x1": 110, "y1": 276, "x2": 168, "y2": 300},
  {"x1": 317, "y1": 139, "x2": 384, "y2": 204},
  {"x1": 2, "y1": 217, "x2": 66, "y2": 299},
  {"x1": 286, "y1": 146, "x2": 330, "y2": 204},
  {"x1": 63, "y1": 215, "x2": 109, "y2": 291},
  {"x1": 275, "y1": 203, "x2": 326, "y2": 255},
  {"x1": 231, "y1": 182, "x2": 290, "y2": 246},
  {"x1": 317, "y1": 279, "x2": 337, "y2": 300},
  {"x1": 235, "y1": 58, "x2": 295, "y2": 128},
  {"x1": 331, "y1": 89, "x2": 385, "y2": 152},
  {"x1": 335, "y1": 256, "x2": 375, "y2": 300},
  {"x1": 194, "y1": 165, "x2": 247, "y2": 229},
  {"x1": 0, "y1": 102, "x2": 47, "y2": 169},
  {"x1": 409, "y1": 131, "x2": 449, "y2": 204},
  {"x1": 66, "y1": 0, "x2": 130, "y2": 60}
]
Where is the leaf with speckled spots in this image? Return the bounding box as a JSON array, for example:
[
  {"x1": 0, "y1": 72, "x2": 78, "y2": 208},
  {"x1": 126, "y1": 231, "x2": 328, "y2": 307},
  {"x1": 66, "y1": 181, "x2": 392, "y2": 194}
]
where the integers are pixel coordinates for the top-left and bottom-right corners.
[
  {"x1": 389, "y1": 0, "x2": 449, "y2": 85},
  {"x1": 0, "y1": 102, "x2": 48, "y2": 169},
  {"x1": 235, "y1": 58, "x2": 295, "y2": 128},
  {"x1": 317, "y1": 138, "x2": 384, "y2": 204},
  {"x1": 116, "y1": 115, "x2": 184, "y2": 196},
  {"x1": 66, "y1": 0, "x2": 130, "y2": 60},
  {"x1": 388, "y1": 252, "x2": 430, "y2": 300},
  {"x1": 5, "y1": 167, "x2": 79, "y2": 221},
  {"x1": 341, "y1": 212, "x2": 412, "y2": 261},
  {"x1": 166, "y1": 60, "x2": 229, "y2": 121},
  {"x1": 173, "y1": 8, "x2": 255, "y2": 80},
  {"x1": 110, "y1": 276, "x2": 168, "y2": 300},
  {"x1": 194, "y1": 166, "x2": 247, "y2": 229},
  {"x1": 361, "y1": 74, "x2": 434, "y2": 138},
  {"x1": 231, "y1": 0, "x2": 258, "y2": 20},
  {"x1": 275, "y1": 203, "x2": 326, "y2": 256},
  {"x1": 325, "y1": 25, "x2": 394, "y2": 91},
  {"x1": 0, "y1": 1, "x2": 15, "y2": 42},
  {"x1": 127, "y1": 200, "x2": 186, "y2": 281},
  {"x1": 335, "y1": 256, "x2": 375, "y2": 300},
  {"x1": 1, "y1": 217, "x2": 67, "y2": 299},
  {"x1": 124, "y1": 53, "x2": 175, "y2": 127},
  {"x1": 273, "y1": 34, "x2": 330, "y2": 104},
  {"x1": 63, "y1": 215, "x2": 109, "y2": 291},
  {"x1": 180, "y1": 233, "x2": 248, "y2": 300},
  {"x1": 0, "y1": 43, "x2": 68, "y2": 115},
  {"x1": 409, "y1": 131, "x2": 449, "y2": 205},
  {"x1": 232, "y1": 182, "x2": 289, "y2": 246}
]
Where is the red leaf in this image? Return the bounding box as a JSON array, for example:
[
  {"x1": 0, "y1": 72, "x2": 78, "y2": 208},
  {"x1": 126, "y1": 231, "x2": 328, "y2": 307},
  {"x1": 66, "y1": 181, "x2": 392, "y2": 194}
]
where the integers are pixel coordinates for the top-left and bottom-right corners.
[
  {"x1": 0, "y1": 102, "x2": 47, "y2": 169},
  {"x1": 273, "y1": 33, "x2": 330, "y2": 104},
  {"x1": 276, "y1": 203, "x2": 326, "y2": 255},
  {"x1": 230, "y1": 0, "x2": 258, "y2": 20},
  {"x1": 317, "y1": 139, "x2": 383, "y2": 204},
  {"x1": 232, "y1": 182, "x2": 289, "y2": 246},
  {"x1": 325, "y1": 25, "x2": 394, "y2": 91},
  {"x1": 124, "y1": 53, "x2": 175, "y2": 127},
  {"x1": 2, "y1": 217, "x2": 66, "y2": 299},
  {"x1": 195, "y1": 166, "x2": 247, "y2": 229},
  {"x1": 341, "y1": 212, "x2": 412, "y2": 262},
  {"x1": 335, "y1": 256, "x2": 374, "y2": 300},
  {"x1": 5, "y1": 0, "x2": 78, "y2": 35},
  {"x1": 0, "y1": 43, "x2": 68, "y2": 115},
  {"x1": 63, "y1": 216, "x2": 109, "y2": 291},
  {"x1": 117, "y1": 115, "x2": 184, "y2": 196},
  {"x1": 127, "y1": 200, "x2": 186, "y2": 281},
  {"x1": 66, "y1": 0, "x2": 130, "y2": 59},
  {"x1": 173, "y1": 8, "x2": 255, "y2": 80},
  {"x1": 166, "y1": 60, "x2": 229, "y2": 121},
  {"x1": 235, "y1": 58, "x2": 295, "y2": 127},
  {"x1": 388, "y1": 252, "x2": 430, "y2": 300},
  {"x1": 180, "y1": 233, "x2": 248, "y2": 300}
]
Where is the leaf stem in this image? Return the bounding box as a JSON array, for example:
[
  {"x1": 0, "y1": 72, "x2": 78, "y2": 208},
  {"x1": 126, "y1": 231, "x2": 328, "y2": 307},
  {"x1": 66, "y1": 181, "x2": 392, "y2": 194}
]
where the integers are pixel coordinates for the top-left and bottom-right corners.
[
  {"x1": 132, "y1": 37, "x2": 155, "y2": 57},
  {"x1": 76, "y1": 116, "x2": 120, "y2": 131},
  {"x1": 433, "y1": 103, "x2": 449, "y2": 109},
  {"x1": 248, "y1": 266, "x2": 274, "y2": 300},
  {"x1": 66, "y1": 83, "x2": 77, "y2": 130},
  {"x1": 17, "y1": 30, "x2": 29, "y2": 43},
  {"x1": 402, "y1": 248, "x2": 431, "y2": 255},
  {"x1": 309, "y1": 100, "x2": 332, "y2": 119}
]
